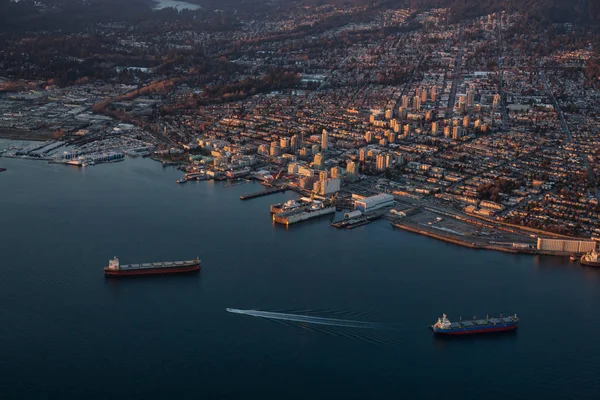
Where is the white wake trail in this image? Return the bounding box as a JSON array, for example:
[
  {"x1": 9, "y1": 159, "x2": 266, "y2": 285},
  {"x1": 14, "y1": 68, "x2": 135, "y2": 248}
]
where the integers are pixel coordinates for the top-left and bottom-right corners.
[{"x1": 226, "y1": 308, "x2": 388, "y2": 330}]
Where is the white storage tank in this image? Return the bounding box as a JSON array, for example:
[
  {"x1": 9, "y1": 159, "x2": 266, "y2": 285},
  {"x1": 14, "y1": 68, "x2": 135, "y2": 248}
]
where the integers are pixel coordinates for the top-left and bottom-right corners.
[{"x1": 344, "y1": 210, "x2": 362, "y2": 219}]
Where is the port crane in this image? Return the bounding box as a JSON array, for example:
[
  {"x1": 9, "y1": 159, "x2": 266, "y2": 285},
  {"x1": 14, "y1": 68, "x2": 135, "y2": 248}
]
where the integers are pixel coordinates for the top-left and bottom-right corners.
[
  {"x1": 274, "y1": 168, "x2": 285, "y2": 180},
  {"x1": 328, "y1": 192, "x2": 338, "y2": 206}
]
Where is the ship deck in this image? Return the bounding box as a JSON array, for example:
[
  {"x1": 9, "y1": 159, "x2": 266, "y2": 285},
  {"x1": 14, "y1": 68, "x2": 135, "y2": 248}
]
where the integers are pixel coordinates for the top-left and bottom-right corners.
[
  {"x1": 448, "y1": 317, "x2": 517, "y2": 329},
  {"x1": 276, "y1": 205, "x2": 312, "y2": 218},
  {"x1": 118, "y1": 260, "x2": 199, "y2": 270}
]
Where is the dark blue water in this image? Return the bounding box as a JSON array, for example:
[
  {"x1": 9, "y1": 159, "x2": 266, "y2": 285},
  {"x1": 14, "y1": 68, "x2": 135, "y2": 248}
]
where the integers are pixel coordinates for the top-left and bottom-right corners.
[{"x1": 1, "y1": 155, "x2": 599, "y2": 399}]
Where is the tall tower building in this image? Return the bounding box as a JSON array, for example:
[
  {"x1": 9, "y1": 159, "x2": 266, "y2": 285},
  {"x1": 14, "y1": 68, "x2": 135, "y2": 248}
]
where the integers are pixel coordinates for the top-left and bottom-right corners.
[
  {"x1": 462, "y1": 115, "x2": 469, "y2": 128},
  {"x1": 384, "y1": 153, "x2": 392, "y2": 169},
  {"x1": 467, "y1": 90, "x2": 474, "y2": 107},
  {"x1": 365, "y1": 131, "x2": 373, "y2": 143},
  {"x1": 396, "y1": 154, "x2": 405, "y2": 166},
  {"x1": 376, "y1": 154, "x2": 385, "y2": 171},
  {"x1": 290, "y1": 134, "x2": 299, "y2": 152},
  {"x1": 313, "y1": 153, "x2": 324, "y2": 169},
  {"x1": 388, "y1": 131, "x2": 396, "y2": 143},
  {"x1": 331, "y1": 166, "x2": 342, "y2": 179},
  {"x1": 413, "y1": 95, "x2": 421, "y2": 111},
  {"x1": 452, "y1": 126, "x2": 462, "y2": 140},
  {"x1": 400, "y1": 107, "x2": 408, "y2": 119},
  {"x1": 359, "y1": 148, "x2": 367, "y2": 162},
  {"x1": 321, "y1": 129, "x2": 328, "y2": 151},
  {"x1": 319, "y1": 170, "x2": 328, "y2": 181},
  {"x1": 444, "y1": 126, "x2": 451, "y2": 138},
  {"x1": 431, "y1": 121, "x2": 438, "y2": 135},
  {"x1": 401, "y1": 95, "x2": 409, "y2": 109},
  {"x1": 430, "y1": 87, "x2": 437, "y2": 103},
  {"x1": 385, "y1": 109, "x2": 392, "y2": 119},
  {"x1": 492, "y1": 94, "x2": 501, "y2": 109},
  {"x1": 270, "y1": 142, "x2": 281, "y2": 157},
  {"x1": 421, "y1": 88, "x2": 428, "y2": 104},
  {"x1": 347, "y1": 161, "x2": 357, "y2": 177},
  {"x1": 457, "y1": 94, "x2": 466, "y2": 109}
]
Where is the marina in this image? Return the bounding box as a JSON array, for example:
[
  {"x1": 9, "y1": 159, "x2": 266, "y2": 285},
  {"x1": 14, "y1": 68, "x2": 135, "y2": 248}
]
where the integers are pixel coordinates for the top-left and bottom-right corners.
[{"x1": 61, "y1": 152, "x2": 125, "y2": 167}]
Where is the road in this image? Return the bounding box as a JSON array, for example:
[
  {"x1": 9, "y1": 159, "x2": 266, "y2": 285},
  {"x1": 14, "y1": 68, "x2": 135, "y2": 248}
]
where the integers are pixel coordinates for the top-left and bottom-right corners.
[
  {"x1": 446, "y1": 25, "x2": 464, "y2": 113},
  {"x1": 496, "y1": 25, "x2": 509, "y2": 131}
]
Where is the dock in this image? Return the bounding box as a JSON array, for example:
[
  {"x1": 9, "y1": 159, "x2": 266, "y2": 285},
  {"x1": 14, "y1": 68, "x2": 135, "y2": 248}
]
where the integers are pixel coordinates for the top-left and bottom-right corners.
[
  {"x1": 240, "y1": 187, "x2": 285, "y2": 200},
  {"x1": 331, "y1": 208, "x2": 389, "y2": 229},
  {"x1": 273, "y1": 204, "x2": 335, "y2": 225}
]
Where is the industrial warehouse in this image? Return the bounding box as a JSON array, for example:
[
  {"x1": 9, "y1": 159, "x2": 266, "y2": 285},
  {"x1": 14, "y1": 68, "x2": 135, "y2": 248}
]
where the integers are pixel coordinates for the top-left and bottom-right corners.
[
  {"x1": 536, "y1": 238, "x2": 597, "y2": 254},
  {"x1": 354, "y1": 194, "x2": 395, "y2": 213}
]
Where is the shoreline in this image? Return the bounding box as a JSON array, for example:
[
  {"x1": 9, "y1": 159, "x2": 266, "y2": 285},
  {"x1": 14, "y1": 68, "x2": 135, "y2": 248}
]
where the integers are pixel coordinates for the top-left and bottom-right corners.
[
  {"x1": 0, "y1": 153, "x2": 594, "y2": 260},
  {"x1": 391, "y1": 222, "x2": 578, "y2": 257}
]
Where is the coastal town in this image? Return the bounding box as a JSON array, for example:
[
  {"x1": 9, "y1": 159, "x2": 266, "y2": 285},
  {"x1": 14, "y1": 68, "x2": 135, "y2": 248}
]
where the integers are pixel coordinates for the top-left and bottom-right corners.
[{"x1": 2, "y1": 2, "x2": 600, "y2": 257}]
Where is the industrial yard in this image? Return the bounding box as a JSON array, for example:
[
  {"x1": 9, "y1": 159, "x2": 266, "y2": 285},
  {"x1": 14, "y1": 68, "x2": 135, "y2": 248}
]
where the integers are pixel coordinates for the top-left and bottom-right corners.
[
  {"x1": 391, "y1": 207, "x2": 597, "y2": 256},
  {"x1": 393, "y1": 208, "x2": 536, "y2": 248}
]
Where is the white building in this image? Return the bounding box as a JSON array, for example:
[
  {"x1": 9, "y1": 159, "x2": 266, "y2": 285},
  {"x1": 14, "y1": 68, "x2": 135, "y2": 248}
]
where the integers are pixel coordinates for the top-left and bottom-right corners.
[
  {"x1": 354, "y1": 193, "x2": 395, "y2": 212},
  {"x1": 321, "y1": 129, "x2": 329, "y2": 150}
]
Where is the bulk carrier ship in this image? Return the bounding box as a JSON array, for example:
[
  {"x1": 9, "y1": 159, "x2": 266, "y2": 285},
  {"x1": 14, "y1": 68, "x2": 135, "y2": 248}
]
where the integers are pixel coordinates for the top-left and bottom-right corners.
[
  {"x1": 104, "y1": 256, "x2": 200, "y2": 277},
  {"x1": 430, "y1": 313, "x2": 518, "y2": 335}
]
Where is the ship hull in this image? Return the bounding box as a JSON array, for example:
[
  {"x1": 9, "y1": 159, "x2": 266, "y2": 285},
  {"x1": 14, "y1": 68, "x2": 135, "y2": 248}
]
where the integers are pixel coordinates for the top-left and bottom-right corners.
[
  {"x1": 580, "y1": 259, "x2": 600, "y2": 267},
  {"x1": 270, "y1": 204, "x2": 285, "y2": 214},
  {"x1": 104, "y1": 263, "x2": 200, "y2": 277},
  {"x1": 431, "y1": 323, "x2": 518, "y2": 335}
]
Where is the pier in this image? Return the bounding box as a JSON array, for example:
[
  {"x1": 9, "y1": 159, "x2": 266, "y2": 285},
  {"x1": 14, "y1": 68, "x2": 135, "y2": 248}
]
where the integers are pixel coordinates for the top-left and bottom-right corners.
[
  {"x1": 240, "y1": 187, "x2": 286, "y2": 200},
  {"x1": 331, "y1": 208, "x2": 389, "y2": 229}
]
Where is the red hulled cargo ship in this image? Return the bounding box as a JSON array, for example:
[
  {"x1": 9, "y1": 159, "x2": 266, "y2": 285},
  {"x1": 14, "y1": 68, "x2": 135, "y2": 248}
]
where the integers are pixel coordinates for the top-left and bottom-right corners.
[{"x1": 104, "y1": 256, "x2": 200, "y2": 277}]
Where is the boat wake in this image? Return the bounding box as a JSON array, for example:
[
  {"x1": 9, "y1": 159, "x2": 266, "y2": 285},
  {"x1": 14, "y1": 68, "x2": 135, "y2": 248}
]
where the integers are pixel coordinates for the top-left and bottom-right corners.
[{"x1": 226, "y1": 308, "x2": 389, "y2": 330}]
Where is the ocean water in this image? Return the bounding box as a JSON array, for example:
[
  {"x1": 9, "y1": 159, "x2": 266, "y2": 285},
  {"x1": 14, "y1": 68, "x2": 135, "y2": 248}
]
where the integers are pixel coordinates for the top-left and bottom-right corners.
[{"x1": 0, "y1": 155, "x2": 599, "y2": 399}]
